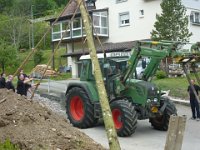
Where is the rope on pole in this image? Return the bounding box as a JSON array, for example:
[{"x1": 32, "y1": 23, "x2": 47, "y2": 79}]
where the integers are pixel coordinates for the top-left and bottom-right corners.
[
  {"x1": 30, "y1": 1, "x2": 82, "y2": 99},
  {"x1": 13, "y1": 0, "x2": 73, "y2": 77}
]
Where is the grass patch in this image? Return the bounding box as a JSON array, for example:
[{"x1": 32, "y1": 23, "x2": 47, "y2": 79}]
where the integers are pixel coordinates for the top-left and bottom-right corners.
[
  {"x1": 18, "y1": 48, "x2": 67, "y2": 75},
  {"x1": 153, "y1": 76, "x2": 189, "y2": 99},
  {"x1": 0, "y1": 139, "x2": 19, "y2": 150},
  {"x1": 50, "y1": 72, "x2": 72, "y2": 80}
]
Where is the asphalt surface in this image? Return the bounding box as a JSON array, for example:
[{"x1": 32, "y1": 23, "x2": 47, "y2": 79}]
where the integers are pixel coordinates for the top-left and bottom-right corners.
[
  {"x1": 37, "y1": 80, "x2": 200, "y2": 150},
  {"x1": 81, "y1": 104, "x2": 200, "y2": 150}
]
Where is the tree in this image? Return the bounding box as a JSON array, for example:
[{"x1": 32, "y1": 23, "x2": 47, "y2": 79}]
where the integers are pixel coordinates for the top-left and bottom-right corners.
[
  {"x1": 151, "y1": 0, "x2": 192, "y2": 42},
  {"x1": 0, "y1": 40, "x2": 17, "y2": 73}
]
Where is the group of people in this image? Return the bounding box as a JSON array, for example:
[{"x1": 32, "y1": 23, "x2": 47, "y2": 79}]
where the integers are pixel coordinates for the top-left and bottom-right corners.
[{"x1": 0, "y1": 70, "x2": 34, "y2": 96}]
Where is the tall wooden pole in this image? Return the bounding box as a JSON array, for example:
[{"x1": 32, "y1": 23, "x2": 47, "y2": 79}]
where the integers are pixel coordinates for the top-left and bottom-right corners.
[
  {"x1": 77, "y1": 0, "x2": 121, "y2": 149},
  {"x1": 165, "y1": 115, "x2": 187, "y2": 150}
]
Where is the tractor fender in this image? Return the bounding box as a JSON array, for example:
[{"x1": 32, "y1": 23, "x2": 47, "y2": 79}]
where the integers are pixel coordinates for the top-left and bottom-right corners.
[{"x1": 65, "y1": 80, "x2": 99, "y2": 104}]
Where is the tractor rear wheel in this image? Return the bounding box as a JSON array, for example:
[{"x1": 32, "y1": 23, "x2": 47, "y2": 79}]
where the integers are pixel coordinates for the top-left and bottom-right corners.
[
  {"x1": 150, "y1": 100, "x2": 177, "y2": 131},
  {"x1": 110, "y1": 100, "x2": 137, "y2": 137},
  {"x1": 66, "y1": 87, "x2": 97, "y2": 128}
]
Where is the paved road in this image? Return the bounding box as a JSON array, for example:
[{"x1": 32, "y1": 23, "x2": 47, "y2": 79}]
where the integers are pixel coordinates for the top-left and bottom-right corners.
[
  {"x1": 81, "y1": 104, "x2": 200, "y2": 150},
  {"x1": 38, "y1": 80, "x2": 200, "y2": 150}
]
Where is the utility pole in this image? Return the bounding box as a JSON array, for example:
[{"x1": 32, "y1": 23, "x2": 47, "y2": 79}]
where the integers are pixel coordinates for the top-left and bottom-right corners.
[
  {"x1": 77, "y1": 0, "x2": 121, "y2": 150},
  {"x1": 31, "y1": 5, "x2": 34, "y2": 48}
]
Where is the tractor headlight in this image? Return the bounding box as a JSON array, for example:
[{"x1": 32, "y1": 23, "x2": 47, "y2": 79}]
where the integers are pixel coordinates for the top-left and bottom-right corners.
[
  {"x1": 153, "y1": 98, "x2": 158, "y2": 102},
  {"x1": 147, "y1": 99, "x2": 151, "y2": 103}
]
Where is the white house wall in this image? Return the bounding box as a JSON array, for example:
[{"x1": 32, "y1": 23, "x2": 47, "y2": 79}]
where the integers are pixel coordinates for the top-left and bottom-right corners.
[
  {"x1": 185, "y1": 8, "x2": 200, "y2": 43},
  {"x1": 96, "y1": 0, "x2": 162, "y2": 42},
  {"x1": 96, "y1": 0, "x2": 200, "y2": 43}
]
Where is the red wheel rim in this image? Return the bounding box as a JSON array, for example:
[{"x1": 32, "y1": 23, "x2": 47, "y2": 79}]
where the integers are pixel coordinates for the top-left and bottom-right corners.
[
  {"x1": 70, "y1": 96, "x2": 84, "y2": 121},
  {"x1": 112, "y1": 109, "x2": 123, "y2": 129}
]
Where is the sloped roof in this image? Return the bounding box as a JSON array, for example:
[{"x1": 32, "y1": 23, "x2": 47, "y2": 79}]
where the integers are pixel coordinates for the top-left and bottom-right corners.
[
  {"x1": 182, "y1": 0, "x2": 200, "y2": 10},
  {"x1": 61, "y1": 41, "x2": 136, "y2": 57},
  {"x1": 96, "y1": 41, "x2": 135, "y2": 52},
  {"x1": 61, "y1": 0, "x2": 78, "y2": 17}
]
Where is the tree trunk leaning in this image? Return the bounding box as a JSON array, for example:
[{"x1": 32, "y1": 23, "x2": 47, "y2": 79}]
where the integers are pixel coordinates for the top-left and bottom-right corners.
[{"x1": 76, "y1": 0, "x2": 121, "y2": 150}]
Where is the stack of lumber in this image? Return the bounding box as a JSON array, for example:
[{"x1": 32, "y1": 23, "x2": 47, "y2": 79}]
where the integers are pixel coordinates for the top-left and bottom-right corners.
[{"x1": 31, "y1": 64, "x2": 57, "y2": 78}]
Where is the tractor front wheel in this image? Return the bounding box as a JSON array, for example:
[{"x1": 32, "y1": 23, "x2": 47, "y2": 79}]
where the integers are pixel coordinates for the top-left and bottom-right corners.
[
  {"x1": 150, "y1": 100, "x2": 177, "y2": 131},
  {"x1": 111, "y1": 100, "x2": 137, "y2": 137},
  {"x1": 66, "y1": 87, "x2": 97, "y2": 128}
]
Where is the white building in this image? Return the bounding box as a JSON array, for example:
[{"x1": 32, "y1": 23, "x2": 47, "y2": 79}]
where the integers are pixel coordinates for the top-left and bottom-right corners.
[
  {"x1": 95, "y1": 0, "x2": 200, "y2": 43},
  {"x1": 48, "y1": 0, "x2": 200, "y2": 78},
  {"x1": 183, "y1": 0, "x2": 200, "y2": 42}
]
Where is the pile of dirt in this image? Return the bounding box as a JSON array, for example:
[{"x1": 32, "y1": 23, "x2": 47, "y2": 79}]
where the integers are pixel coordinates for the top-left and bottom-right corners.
[{"x1": 0, "y1": 89, "x2": 105, "y2": 150}]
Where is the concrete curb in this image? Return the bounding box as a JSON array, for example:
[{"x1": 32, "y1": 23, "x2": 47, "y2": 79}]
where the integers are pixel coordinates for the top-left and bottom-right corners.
[{"x1": 169, "y1": 96, "x2": 190, "y2": 106}]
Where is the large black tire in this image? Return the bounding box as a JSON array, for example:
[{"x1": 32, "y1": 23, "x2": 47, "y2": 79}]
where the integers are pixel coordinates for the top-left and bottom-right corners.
[
  {"x1": 110, "y1": 100, "x2": 137, "y2": 137},
  {"x1": 150, "y1": 99, "x2": 177, "y2": 131},
  {"x1": 66, "y1": 87, "x2": 97, "y2": 128}
]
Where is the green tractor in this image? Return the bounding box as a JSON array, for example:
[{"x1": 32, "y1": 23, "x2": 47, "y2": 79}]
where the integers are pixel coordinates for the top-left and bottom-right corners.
[{"x1": 65, "y1": 41, "x2": 178, "y2": 137}]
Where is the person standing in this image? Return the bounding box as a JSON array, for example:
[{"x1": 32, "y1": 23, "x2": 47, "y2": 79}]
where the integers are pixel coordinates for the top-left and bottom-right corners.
[
  {"x1": 17, "y1": 74, "x2": 26, "y2": 96},
  {"x1": 17, "y1": 74, "x2": 33, "y2": 96},
  {"x1": 0, "y1": 73, "x2": 6, "y2": 88},
  {"x1": 187, "y1": 79, "x2": 200, "y2": 121},
  {"x1": 5, "y1": 75, "x2": 15, "y2": 92}
]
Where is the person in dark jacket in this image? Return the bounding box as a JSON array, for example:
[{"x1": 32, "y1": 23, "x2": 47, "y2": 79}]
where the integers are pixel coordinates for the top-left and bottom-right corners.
[
  {"x1": 17, "y1": 74, "x2": 26, "y2": 96},
  {"x1": 17, "y1": 74, "x2": 33, "y2": 96},
  {"x1": 18, "y1": 69, "x2": 27, "y2": 80},
  {"x1": 187, "y1": 79, "x2": 200, "y2": 121},
  {"x1": 24, "y1": 77, "x2": 32, "y2": 96},
  {"x1": 0, "y1": 73, "x2": 6, "y2": 88},
  {"x1": 5, "y1": 75, "x2": 15, "y2": 92}
]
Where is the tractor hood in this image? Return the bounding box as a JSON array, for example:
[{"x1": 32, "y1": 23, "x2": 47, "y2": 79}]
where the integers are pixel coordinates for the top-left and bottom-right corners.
[
  {"x1": 129, "y1": 79, "x2": 159, "y2": 98},
  {"x1": 122, "y1": 79, "x2": 160, "y2": 106}
]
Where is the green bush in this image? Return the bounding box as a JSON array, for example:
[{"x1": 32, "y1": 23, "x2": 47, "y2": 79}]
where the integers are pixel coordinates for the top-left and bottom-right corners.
[
  {"x1": 34, "y1": 50, "x2": 44, "y2": 66},
  {"x1": 0, "y1": 139, "x2": 19, "y2": 150},
  {"x1": 156, "y1": 70, "x2": 167, "y2": 79}
]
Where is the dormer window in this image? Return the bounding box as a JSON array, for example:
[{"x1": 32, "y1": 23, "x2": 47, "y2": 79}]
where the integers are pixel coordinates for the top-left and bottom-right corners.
[
  {"x1": 85, "y1": 0, "x2": 96, "y2": 7},
  {"x1": 116, "y1": 0, "x2": 128, "y2": 3}
]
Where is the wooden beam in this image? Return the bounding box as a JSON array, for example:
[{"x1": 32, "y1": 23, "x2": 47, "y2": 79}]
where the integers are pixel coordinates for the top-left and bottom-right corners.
[
  {"x1": 76, "y1": 0, "x2": 121, "y2": 150},
  {"x1": 165, "y1": 115, "x2": 187, "y2": 150}
]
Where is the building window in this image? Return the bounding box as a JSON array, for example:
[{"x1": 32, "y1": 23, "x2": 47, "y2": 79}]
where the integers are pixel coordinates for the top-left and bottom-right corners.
[
  {"x1": 72, "y1": 18, "x2": 82, "y2": 37},
  {"x1": 194, "y1": 12, "x2": 200, "y2": 23},
  {"x1": 190, "y1": 11, "x2": 200, "y2": 25},
  {"x1": 93, "y1": 11, "x2": 108, "y2": 36},
  {"x1": 52, "y1": 23, "x2": 61, "y2": 40},
  {"x1": 62, "y1": 21, "x2": 71, "y2": 39},
  {"x1": 116, "y1": 0, "x2": 128, "y2": 3},
  {"x1": 119, "y1": 12, "x2": 130, "y2": 27},
  {"x1": 139, "y1": 10, "x2": 144, "y2": 18}
]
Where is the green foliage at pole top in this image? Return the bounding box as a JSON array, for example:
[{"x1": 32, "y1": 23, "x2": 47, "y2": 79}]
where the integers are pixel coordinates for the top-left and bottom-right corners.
[
  {"x1": 151, "y1": 0, "x2": 192, "y2": 42},
  {"x1": 0, "y1": 40, "x2": 18, "y2": 73}
]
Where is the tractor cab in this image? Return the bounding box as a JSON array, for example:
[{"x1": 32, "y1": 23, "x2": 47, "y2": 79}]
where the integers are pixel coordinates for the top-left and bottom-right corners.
[{"x1": 79, "y1": 52, "x2": 149, "y2": 81}]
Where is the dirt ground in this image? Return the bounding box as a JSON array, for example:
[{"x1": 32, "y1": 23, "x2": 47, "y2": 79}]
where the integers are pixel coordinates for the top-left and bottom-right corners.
[{"x1": 0, "y1": 89, "x2": 105, "y2": 150}]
